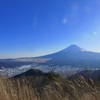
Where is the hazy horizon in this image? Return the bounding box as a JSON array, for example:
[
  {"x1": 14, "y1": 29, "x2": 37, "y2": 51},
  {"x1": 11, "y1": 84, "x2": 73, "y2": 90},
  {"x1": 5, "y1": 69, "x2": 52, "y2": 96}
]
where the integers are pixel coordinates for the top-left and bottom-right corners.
[
  {"x1": 0, "y1": 0, "x2": 100, "y2": 58},
  {"x1": 1, "y1": 44, "x2": 100, "y2": 59}
]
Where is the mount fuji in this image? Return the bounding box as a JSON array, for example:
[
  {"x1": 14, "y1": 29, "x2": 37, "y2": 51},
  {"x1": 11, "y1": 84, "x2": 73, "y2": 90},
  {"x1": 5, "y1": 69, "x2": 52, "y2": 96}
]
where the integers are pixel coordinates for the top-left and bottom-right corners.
[
  {"x1": 1, "y1": 44, "x2": 100, "y2": 69},
  {"x1": 38, "y1": 44, "x2": 100, "y2": 68}
]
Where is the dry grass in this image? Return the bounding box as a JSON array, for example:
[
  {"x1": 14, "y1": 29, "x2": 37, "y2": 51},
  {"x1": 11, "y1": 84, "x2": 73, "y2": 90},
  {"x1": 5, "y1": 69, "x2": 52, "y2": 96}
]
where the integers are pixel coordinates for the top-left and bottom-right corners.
[{"x1": 0, "y1": 76, "x2": 100, "y2": 100}]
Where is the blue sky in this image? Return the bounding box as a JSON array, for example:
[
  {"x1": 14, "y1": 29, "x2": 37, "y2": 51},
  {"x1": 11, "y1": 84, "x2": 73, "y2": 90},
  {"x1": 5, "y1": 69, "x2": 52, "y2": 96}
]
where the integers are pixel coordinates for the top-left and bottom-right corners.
[{"x1": 0, "y1": 0, "x2": 100, "y2": 58}]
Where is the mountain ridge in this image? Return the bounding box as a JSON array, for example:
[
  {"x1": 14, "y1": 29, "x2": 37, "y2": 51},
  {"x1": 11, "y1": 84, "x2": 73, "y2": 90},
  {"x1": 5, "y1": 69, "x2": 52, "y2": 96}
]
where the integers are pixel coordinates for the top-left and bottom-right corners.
[
  {"x1": 1, "y1": 44, "x2": 100, "y2": 69},
  {"x1": 38, "y1": 44, "x2": 100, "y2": 67}
]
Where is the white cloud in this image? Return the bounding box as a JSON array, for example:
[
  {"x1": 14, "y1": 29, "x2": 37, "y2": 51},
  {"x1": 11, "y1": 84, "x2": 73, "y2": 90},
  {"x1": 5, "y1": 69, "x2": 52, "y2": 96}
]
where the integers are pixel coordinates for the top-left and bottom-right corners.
[{"x1": 62, "y1": 18, "x2": 68, "y2": 24}]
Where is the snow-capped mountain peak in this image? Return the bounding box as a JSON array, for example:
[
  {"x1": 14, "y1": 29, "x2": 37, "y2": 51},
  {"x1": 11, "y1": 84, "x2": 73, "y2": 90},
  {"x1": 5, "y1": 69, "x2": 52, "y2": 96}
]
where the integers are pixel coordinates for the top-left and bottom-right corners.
[{"x1": 63, "y1": 44, "x2": 86, "y2": 52}]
